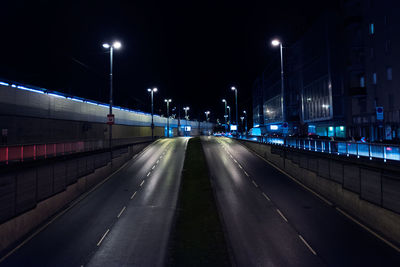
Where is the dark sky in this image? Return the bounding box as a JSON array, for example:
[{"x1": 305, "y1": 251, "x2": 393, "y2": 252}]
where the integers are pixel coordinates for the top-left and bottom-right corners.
[{"x1": 0, "y1": 0, "x2": 329, "y2": 122}]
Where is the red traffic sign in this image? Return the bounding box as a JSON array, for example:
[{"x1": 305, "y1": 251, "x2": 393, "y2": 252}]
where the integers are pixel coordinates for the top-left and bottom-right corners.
[{"x1": 107, "y1": 114, "x2": 115, "y2": 125}]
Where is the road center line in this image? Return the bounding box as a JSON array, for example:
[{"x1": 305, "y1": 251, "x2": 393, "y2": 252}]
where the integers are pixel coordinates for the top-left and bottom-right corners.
[
  {"x1": 130, "y1": 191, "x2": 137, "y2": 199},
  {"x1": 276, "y1": 209, "x2": 288, "y2": 222},
  {"x1": 299, "y1": 235, "x2": 317, "y2": 255},
  {"x1": 140, "y1": 180, "x2": 145, "y2": 187},
  {"x1": 262, "y1": 192, "x2": 271, "y2": 201},
  {"x1": 97, "y1": 229, "x2": 110, "y2": 247},
  {"x1": 117, "y1": 206, "x2": 126, "y2": 218}
]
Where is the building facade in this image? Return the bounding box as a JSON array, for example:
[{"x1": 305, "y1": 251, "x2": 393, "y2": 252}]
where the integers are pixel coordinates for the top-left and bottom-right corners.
[{"x1": 253, "y1": 0, "x2": 400, "y2": 141}]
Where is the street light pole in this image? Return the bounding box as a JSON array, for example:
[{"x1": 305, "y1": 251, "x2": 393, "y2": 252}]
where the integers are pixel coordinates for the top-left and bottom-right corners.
[
  {"x1": 272, "y1": 39, "x2": 285, "y2": 123},
  {"x1": 222, "y1": 99, "x2": 227, "y2": 131},
  {"x1": 243, "y1": 110, "x2": 248, "y2": 137},
  {"x1": 227, "y1": 106, "x2": 231, "y2": 128},
  {"x1": 231, "y1": 87, "x2": 238, "y2": 133},
  {"x1": 165, "y1": 99, "x2": 172, "y2": 137},
  {"x1": 102, "y1": 41, "x2": 121, "y2": 152},
  {"x1": 147, "y1": 88, "x2": 158, "y2": 139}
]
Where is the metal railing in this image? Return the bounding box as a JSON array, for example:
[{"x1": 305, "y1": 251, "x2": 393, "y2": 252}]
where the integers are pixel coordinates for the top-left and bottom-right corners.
[
  {"x1": 242, "y1": 136, "x2": 400, "y2": 162},
  {"x1": 0, "y1": 137, "x2": 153, "y2": 164}
]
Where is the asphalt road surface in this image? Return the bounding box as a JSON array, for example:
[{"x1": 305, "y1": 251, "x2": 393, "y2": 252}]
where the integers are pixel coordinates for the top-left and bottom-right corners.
[
  {"x1": 201, "y1": 136, "x2": 400, "y2": 267},
  {"x1": 1, "y1": 137, "x2": 188, "y2": 267}
]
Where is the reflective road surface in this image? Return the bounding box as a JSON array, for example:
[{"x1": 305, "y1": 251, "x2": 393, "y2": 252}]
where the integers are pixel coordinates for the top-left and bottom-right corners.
[
  {"x1": 202, "y1": 136, "x2": 400, "y2": 267},
  {"x1": 1, "y1": 138, "x2": 188, "y2": 267}
]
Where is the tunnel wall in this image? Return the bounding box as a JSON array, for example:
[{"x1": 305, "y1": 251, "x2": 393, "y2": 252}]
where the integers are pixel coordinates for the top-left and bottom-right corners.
[
  {"x1": 0, "y1": 141, "x2": 151, "y2": 252},
  {"x1": 239, "y1": 139, "x2": 400, "y2": 244}
]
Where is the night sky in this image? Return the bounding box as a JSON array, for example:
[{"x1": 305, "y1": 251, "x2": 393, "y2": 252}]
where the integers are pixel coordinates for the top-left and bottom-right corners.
[{"x1": 0, "y1": 0, "x2": 329, "y2": 123}]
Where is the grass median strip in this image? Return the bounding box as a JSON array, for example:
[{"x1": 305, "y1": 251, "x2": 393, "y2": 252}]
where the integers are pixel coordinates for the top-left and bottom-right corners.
[{"x1": 168, "y1": 137, "x2": 230, "y2": 266}]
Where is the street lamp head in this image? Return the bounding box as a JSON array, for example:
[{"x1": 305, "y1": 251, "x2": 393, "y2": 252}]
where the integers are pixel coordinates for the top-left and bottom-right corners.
[
  {"x1": 222, "y1": 99, "x2": 226, "y2": 103},
  {"x1": 147, "y1": 88, "x2": 151, "y2": 92},
  {"x1": 231, "y1": 86, "x2": 236, "y2": 91},
  {"x1": 153, "y1": 87, "x2": 158, "y2": 92},
  {"x1": 243, "y1": 110, "x2": 247, "y2": 114},
  {"x1": 271, "y1": 39, "x2": 281, "y2": 47},
  {"x1": 113, "y1": 41, "x2": 122, "y2": 49},
  {"x1": 227, "y1": 106, "x2": 230, "y2": 109},
  {"x1": 164, "y1": 99, "x2": 172, "y2": 103},
  {"x1": 102, "y1": 43, "x2": 110, "y2": 49}
]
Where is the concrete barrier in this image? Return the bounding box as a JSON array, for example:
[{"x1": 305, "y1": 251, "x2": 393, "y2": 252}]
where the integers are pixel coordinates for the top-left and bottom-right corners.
[
  {"x1": 0, "y1": 141, "x2": 150, "y2": 252},
  {"x1": 239, "y1": 139, "x2": 400, "y2": 244}
]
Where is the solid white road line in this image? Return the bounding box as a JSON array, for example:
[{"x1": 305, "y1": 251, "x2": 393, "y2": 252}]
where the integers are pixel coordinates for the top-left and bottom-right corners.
[
  {"x1": 276, "y1": 209, "x2": 288, "y2": 222},
  {"x1": 336, "y1": 207, "x2": 400, "y2": 253},
  {"x1": 299, "y1": 235, "x2": 317, "y2": 255},
  {"x1": 97, "y1": 229, "x2": 110, "y2": 247},
  {"x1": 117, "y1": 206, "x2": 126, "y2": 218}
]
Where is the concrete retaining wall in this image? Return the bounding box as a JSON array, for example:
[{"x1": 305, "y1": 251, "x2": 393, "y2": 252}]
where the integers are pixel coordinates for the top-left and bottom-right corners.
[
  {"x1": 239, "y1": 140, "x2": 400, "y2": 244},
  {"x1": 0, "y1": 142, "x2": 149, "y2": 252}
]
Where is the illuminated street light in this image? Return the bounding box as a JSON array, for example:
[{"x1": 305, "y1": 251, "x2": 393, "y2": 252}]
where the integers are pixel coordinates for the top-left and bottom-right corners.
[
  {"x1": 205, "y1": 111, "x2": 210, "y2": 121},
  {"x1": 231, "y1": 86, "x2": 238, "y2": 134},
  {"x1": 164, "y1": 99, "x2": 172, "y2": 137},
  {"x1": 271, "y1": 38, "x2": 286, "y2": 124},
  {"x1": 102, "y1": 40, "x2": 122, "y2": 153},
  {"x1": 222, "y1": 99, "x2": 228, "y2": 127},
  {"x1": 147, "y1": 88, "x2": 158, "y2": 139},
  {"x1": 183, "y1": 106, "x2": 190, "y2": 120}
]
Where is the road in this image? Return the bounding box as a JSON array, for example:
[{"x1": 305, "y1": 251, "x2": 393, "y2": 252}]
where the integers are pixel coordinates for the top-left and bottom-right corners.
[
  {"x1": 201, "y1": 136, "x2": 400, "y2": 267},
  {"x1": 0, "y1": 137, "x2": 188, "y2": 267}
]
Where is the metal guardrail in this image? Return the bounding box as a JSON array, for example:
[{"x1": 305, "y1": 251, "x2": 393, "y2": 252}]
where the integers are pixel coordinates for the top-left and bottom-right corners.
[{"x1": 240, "y1": 136, "x2": 400, "y2": 162}]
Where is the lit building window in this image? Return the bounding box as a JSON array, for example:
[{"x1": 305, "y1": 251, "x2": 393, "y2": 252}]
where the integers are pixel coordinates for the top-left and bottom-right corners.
[
  {"x1": 369, "y1": 23, "x2": 375, "y2": 34},
  {"x1": 387, "y1": 67, "x2": 393, "y2": 80},
  {"x1": 373, "y1": 72, "x2": 377, "y2": 84},
  {"x1": 360, "y1": 76, "x2": 365, "y2": 87}
]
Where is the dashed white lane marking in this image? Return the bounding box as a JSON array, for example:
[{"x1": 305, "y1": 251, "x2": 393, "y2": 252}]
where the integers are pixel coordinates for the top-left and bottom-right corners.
[
  {"x1": 156, "y1": 160, "x2": 159, "y2": 164},
  {"x1": 152, "y1": 165, "x2": 155, "y2": 170},
  {"x1": 117, "y1": 206, "x2": 126, "y2": 218},
  {"x1": 262, "y1": 192, "x2": 271, "y2": 201},
  {"x1": 252, "y1": 180, "x2": 258, "y2": 187},
  {"x1": 97, "y1": 229, "x2": 110, "y2": 246},
  {"x1": 233, "y1": 159, "x2": 238, "y2": 164},
  {"x1": 130, "y1": 191, "x2": 137, "y2": 199},
  {"x1": 238, "y1": 164, "x2": 243, "y2": 169},
  {"x1": 276, "y1": 209, "x2": 288, "y2": 222},
  {"x1": 244, "y1": 170, "x2": 250, "y2": 177},
  {"x1": 336, "y1": 207, "x2": 400, "y2": 253},
  {"x1": 140, "y1": 180, "x2": 145, "y2": 187},
  {"x1": 147, "y1": 172, "x2": 151, "y2": 177},
  {"x1": 299, "y1": 235, "x2": 317, "y2": 255}
]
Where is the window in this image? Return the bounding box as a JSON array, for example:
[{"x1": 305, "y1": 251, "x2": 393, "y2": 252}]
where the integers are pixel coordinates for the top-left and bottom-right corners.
[
  {"x1": 387, "y1": 67, "x2": 392, "y2": 80},
  {"x1": 369, "y1": 23, "x2": 375, "y2": 34},
  {"x1": 360, "y1": 76, "x2": 365, "y2": 87},
  {"x1": 373, "y1": 72, "x2": 377, "y2": 84}
]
